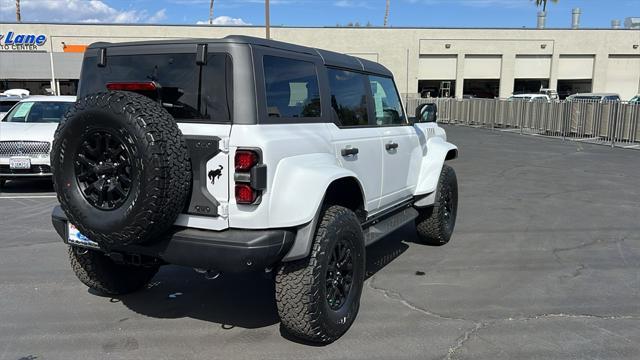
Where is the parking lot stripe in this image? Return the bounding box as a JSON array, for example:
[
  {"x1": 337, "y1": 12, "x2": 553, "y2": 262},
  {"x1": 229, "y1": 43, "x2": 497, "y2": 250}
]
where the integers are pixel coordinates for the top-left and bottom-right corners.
[{"x1": 0, "y1": 195, "x2": 57, "y2": 199}]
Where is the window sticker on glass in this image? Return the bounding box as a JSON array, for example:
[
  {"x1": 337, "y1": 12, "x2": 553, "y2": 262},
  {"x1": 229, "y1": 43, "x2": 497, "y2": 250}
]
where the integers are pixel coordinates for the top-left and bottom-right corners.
[
  {"x1": 13, "y1": 102, "x2": 34, "y2": 118},
  {"x1": 372, "y1": 82, "x2": 386, "y2": 119}
]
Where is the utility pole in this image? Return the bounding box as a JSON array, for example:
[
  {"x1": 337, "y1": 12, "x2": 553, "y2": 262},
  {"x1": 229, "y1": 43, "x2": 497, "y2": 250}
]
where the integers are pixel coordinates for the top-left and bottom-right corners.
[
  {"x1": 384, "y1": 0, "x2": 390, "y2": 27},
  {"x1": 209, "y1": 0, "x2": 214, "y2": 24},
  {"x1": 265, "y1": 0, "x2": 271, "y2": 39},
  {"x1": 16, "y1": 0, "x2": 21, "y2": 22}
]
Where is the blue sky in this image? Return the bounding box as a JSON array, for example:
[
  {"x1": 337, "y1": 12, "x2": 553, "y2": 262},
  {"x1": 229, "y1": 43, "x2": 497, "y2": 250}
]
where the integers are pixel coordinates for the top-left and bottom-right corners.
[{"x1": 0, "y1": 0, "x2": 638, "y2": 28}]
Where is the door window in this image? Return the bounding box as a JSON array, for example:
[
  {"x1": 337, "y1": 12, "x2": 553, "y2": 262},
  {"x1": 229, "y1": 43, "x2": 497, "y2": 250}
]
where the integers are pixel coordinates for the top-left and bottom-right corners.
[
  {"x1": 263, "y1": 56, "x2": 321, "y2": 118},
  {"x1": 327, "y1": 68, "x2": 369, "y2": 127},
  {"x1": 368, "y1": 75, "x2": 406, "y2": 126}
]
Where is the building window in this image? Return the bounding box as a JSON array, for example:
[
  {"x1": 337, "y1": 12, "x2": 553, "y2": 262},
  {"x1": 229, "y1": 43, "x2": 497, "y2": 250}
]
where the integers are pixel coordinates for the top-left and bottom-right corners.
[
  {"x1": 513, "y1": 79, "x2": 549, "y2": 94},
  {"x1": 418, "y1": 80, "x2": 456, "y2": 98},
  {"x1": 463, "y1": 79, "x2": 500, "y2": 99}
]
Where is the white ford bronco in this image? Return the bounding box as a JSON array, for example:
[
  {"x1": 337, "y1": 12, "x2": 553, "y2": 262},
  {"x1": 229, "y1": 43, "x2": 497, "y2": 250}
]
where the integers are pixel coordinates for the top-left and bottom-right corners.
[{"x1": 50, "y1": 36, "x2": 458, "y2": 343}]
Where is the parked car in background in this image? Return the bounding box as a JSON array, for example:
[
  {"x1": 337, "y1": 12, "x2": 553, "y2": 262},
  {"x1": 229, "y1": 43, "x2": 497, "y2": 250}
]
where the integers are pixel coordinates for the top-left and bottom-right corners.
[
  {"x1": 507, "y1": 94, "x2": 550, "y2": 102},
  {"x1": 0, "y1": 89, "x2": 30, "y2": 119},
  {"x1": 566, "y1": 93, "x2": 621, "y2": 102},
  {"x1": 539, "y1": 88, "x2": 559, "y2": 101},
  {"x1": 630, "y1": 95, "x2": 640, "y2": 104},
  {"x1": 0, "y1": 96, "x2": 76, "y2": 188}
]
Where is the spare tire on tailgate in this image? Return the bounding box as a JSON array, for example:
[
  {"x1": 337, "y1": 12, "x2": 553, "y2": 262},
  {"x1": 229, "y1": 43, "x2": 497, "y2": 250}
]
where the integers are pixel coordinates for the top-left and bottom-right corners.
[{"x1": 51, "y1": 91, "x2": 191, "y2": 247}]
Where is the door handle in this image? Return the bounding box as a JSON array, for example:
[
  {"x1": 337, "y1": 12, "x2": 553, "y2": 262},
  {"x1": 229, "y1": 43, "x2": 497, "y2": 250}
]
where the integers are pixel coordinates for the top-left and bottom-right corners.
[
  {"x1": 341, "y1": 147, "x2": 359, "y2": 156},
  {"x1": 385, "y1": 142, "x2": 399, "y2": 151}
]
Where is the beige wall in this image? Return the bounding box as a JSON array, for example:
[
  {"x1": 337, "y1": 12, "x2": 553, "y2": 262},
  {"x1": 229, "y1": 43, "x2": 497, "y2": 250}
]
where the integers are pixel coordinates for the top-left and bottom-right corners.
[{"x1": 1, "y1": 23, "x2": 639, "y2": 99}]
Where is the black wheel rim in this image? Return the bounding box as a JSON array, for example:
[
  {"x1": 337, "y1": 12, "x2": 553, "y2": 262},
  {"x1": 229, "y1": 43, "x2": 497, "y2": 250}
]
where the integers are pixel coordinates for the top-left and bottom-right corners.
[
  {"x1": 326, "y1": 237, "x2": 354, "y2": 311},
  {"x1": 74, "y1": 130, "x2": 133, "y2": 211},
  {"x1": 442, "y1": 188, "x2": 455, "y2": 229}
]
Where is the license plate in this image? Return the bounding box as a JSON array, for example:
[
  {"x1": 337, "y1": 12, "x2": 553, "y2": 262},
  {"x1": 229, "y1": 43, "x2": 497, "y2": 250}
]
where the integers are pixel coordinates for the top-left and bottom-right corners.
[
  {"x1": 68, "y1": 223, "x2": 100, "y2": 249},
  {"x1": 9, "y1": 157, "x2": 31, "y2": 169}
]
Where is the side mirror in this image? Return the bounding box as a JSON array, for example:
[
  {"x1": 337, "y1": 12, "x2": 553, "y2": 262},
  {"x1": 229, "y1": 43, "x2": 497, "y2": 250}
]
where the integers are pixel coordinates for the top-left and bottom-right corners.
[{"x1": 415, "y1": 103, "x2": 438, "y2": 123}]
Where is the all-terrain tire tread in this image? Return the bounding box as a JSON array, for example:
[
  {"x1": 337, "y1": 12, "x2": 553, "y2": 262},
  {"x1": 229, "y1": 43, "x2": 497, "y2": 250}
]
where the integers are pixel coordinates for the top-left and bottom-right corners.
[
  {"x1": 275, "y1": 205, "x2": 364, "y2": 343},
  {"x1": 68, "y1": 246, "x2": 158, "y2": 295},
  {"x1": 51, "y1": 91, "x2": 191, "y2": 246},
  {"x1": 415, "y1": 164, "x2": 458, "y2": 245}
]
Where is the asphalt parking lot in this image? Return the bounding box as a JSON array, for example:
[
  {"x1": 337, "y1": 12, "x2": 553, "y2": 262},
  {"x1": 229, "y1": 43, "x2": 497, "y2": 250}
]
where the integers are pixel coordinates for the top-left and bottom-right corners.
[{"x1": 1, "y1": 125, "x2": 639, "y2": 360}]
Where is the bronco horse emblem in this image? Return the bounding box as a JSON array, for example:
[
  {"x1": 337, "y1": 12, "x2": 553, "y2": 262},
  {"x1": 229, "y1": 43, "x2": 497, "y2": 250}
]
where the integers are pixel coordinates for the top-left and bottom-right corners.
[{"x1": 208, "y1": 165, "x2": 224, "y2": 185}]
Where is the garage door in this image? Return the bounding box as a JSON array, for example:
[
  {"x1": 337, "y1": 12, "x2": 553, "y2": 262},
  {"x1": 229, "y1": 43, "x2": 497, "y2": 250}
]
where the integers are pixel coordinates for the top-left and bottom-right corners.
[
  {"x1": 558, "y1": 55, "x2": 594, "y2": 80},
  {"x1": 605, "y1": 55, "x2": 640, "y2": 100},
  {"x1": 418, "y1": 55, "x2": 457, "y2": 80},
  {"x1": 464, "y1": 55, "x2": 501, "y2": 79},
  {"x1": 514, "y1": 55, "x2": 551, "y2": 79}
]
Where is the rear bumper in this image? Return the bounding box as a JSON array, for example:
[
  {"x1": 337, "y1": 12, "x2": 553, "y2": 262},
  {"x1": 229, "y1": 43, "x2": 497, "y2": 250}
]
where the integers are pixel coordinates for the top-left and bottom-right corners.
[{"x1": 51, "y1": 206, "x2": 295, "y2": 273}]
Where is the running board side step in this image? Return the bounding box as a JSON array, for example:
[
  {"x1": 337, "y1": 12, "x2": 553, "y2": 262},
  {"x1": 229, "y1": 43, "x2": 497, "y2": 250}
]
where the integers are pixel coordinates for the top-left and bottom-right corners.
[{"x1": 362, "y1": 207, "x2": 419, "y2": 246}]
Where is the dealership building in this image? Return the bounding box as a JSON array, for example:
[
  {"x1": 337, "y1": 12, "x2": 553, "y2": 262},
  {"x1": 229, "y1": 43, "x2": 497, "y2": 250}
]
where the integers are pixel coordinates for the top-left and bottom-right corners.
[{"x1": 0, "y1": 22, "x2": 639, "y2": 100}]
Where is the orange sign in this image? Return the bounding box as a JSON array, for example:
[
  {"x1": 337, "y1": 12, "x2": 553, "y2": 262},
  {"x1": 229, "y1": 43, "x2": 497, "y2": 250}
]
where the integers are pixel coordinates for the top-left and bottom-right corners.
[{"x1": 63, "y1": 44, "x2": 87, "y2": 53}]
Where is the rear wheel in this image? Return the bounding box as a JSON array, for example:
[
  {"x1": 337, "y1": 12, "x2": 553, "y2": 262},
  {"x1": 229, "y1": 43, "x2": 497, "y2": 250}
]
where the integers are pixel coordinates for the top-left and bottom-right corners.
[
  {"x1": 275, "y1": 205, "x2": 365, "y2": 343},
  {"x1": 415, "y1": 165, "x2": 458, "y2": 245},
  {"x1": 68, "y1": 246, "x2": 159, "y2": 295}
]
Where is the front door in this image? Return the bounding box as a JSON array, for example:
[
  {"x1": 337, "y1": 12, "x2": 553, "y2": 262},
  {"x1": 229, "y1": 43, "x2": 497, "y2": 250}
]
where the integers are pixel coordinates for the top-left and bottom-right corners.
[{"x1": 368, "y1": 75, "x2": 420, "y2": 210}]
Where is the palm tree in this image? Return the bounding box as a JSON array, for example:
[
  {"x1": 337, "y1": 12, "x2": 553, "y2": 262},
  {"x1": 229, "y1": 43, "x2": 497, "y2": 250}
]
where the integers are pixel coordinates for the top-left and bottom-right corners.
[
  {"x1": 534, "y1": 0, "x2": 558, "y2": 12},
  {"x1": 15, "y1": 0, "x2": 21, "y2": 22},
  {"x1": 209, "y1": 0, "x2": 214, "y2": 24},
  {"x1": 383, "y1": 0, "x2": 390, "y2": 27}
]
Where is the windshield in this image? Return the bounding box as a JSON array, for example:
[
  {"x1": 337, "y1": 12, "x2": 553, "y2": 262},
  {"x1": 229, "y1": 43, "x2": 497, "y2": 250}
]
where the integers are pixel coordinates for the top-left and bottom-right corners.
[
  {"x1": 509, "y1": 96, "x2": 531, "y2": 101},
  {"x1": 0, "y1": 101, "x2": 19, "y2": 113},
  {"x1": 2, "y1": 101, "x2": 73, "y2": 123}
]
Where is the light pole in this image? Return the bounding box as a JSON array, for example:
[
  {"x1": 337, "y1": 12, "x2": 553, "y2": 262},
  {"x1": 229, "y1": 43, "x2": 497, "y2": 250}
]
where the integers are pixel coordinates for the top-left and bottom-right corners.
[
  {"x1": 16, "y1": 0, "x2": 21, "y2": 22},
  {"x1": 265, "y1": 0, "x2": 270, "y2": 39}
]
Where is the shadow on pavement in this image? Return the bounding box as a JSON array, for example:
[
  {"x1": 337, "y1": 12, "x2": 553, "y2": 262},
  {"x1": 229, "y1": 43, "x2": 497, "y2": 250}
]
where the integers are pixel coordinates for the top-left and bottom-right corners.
[
  {"x1": 113, "y1": 226, "x2": 412, "y2": 331},
  {"x1": 0, "y1": 178, "x2": 54, "y2": 193}
]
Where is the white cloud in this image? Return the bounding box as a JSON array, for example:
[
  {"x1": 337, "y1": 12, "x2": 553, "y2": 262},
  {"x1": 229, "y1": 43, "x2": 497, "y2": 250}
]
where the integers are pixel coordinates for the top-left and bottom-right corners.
[
  {"x1": 196, "y1": 16, "x2": 250, "y2": 25},
  {"x1": 0, "y1": 0, "x2": 168, "y2": 23}
]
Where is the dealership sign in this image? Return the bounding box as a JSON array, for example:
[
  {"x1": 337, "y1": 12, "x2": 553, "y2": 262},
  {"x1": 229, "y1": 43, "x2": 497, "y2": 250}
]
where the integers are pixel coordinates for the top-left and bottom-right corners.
[{"x1": 0, "y1": 31, "x2": 47, "y2": 51}]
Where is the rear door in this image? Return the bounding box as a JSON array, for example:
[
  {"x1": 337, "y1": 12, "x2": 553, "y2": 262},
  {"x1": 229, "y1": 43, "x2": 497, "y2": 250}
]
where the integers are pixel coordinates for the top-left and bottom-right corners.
[
  {"x1": 79, "y1": 44, "x2": 233, "y2": 230},
  {"x1": 325, "y1": 68, "x2": 383, "y2": 212}
]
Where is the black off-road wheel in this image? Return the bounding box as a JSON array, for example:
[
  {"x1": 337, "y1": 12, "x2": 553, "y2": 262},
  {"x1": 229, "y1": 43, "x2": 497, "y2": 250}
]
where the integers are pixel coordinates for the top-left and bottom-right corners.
[
  {"x1": 275, "y1": 205, "x2": 365, "y2": 344},
  {"x1": 68, "y1": 246, "x2": 159, "y2": 295},
  {"x1": 51, "y1": 91, "x2": 191, "y2": 247},
  {"x1": 415, "y1": 165, "x2": 458, "y2": 246}
]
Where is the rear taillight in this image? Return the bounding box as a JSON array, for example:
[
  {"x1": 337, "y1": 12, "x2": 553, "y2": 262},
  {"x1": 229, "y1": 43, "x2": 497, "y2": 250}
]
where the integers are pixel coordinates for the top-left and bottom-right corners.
[
  {"x1": 235, "y1": 184, "x2": 257, "y2": 204},
  {"x1": 235, "y1": 150, "x2": 259, "y2": 171},
  {"x1": 106, "y1": 81, "x2": 158, "y2": 92},
  {"x1": 234, "y1": 149, "x2": 266, "y2": 205}
]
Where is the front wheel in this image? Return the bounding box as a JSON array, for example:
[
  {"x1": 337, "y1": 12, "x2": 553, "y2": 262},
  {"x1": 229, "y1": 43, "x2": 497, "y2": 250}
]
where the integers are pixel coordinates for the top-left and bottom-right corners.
[
  {"x1": 275, "y1": 205, "x2": 365, "y2": 343},
  {"x1": 68, "y1": 246, "x2": 159, "y2": 295},
  {"x1": 415, "y1": 164, "x2": 458, "y2": 246}
]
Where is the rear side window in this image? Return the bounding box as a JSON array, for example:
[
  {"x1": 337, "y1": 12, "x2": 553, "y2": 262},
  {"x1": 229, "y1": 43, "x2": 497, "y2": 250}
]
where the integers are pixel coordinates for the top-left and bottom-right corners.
[
  {"x1": 79, "y1": 53, "x2": 232, "y2": 122},
  {"x1": 369, "y1": 75, "x2": 406, "y2": 126},
  {"x1": 263, "y1": 56, "x2": 321, "y2": 118},
  {"x1": 327, "y1": 68, "x2": 369, "y2": 127}
]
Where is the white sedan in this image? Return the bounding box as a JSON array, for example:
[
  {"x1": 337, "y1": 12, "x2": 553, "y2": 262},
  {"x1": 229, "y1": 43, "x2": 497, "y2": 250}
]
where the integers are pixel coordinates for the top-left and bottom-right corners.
[{"x1": 0, "y1": 96, "x2": 76, "y2": 187}]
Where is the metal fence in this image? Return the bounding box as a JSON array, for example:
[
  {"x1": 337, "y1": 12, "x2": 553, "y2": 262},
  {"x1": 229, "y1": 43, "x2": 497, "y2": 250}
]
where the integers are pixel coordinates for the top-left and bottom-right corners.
[{"x1": 404, "y1": 96, "x2": 640, "y2": 149}]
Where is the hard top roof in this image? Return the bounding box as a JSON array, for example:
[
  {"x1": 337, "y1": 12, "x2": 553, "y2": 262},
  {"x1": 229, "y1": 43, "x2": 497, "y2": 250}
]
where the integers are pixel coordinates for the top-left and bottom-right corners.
[{"x1": 87, "y1": 35, "x2": 392, "y2": 77}]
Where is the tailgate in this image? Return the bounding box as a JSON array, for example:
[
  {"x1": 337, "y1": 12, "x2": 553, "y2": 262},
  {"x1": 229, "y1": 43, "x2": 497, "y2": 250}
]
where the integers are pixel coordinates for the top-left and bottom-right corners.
[{"x1": 175, "y1": 123, "x2": 231, "y2": 231}]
